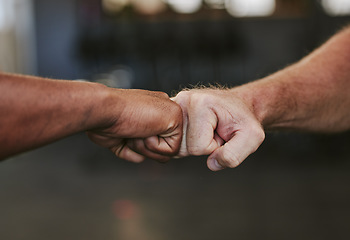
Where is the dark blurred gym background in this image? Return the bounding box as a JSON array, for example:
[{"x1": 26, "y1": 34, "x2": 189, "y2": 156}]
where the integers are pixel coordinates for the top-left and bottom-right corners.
[{"x1": 1, "y1": 0, "x2": 350, "y2": 239}]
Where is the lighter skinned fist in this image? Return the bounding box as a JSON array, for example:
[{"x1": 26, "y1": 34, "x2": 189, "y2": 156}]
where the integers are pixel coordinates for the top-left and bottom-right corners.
[{"x1": 172, "y1": 88, "x2": 265, "y2": 171}]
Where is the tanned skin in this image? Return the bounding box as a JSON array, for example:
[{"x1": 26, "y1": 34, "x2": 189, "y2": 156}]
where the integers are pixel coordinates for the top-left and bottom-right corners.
[{"x1": 0, "y1": 73, "x2": 183, "y2": 162}]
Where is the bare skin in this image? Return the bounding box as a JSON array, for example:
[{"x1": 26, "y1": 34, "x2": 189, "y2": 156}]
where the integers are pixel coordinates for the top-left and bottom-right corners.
[
  {"x1": 2, "y1": 25, "x2": 350, "y2": 170},
  {"x1": 0, "y1": 72, "x2": 183, "y2": 162},
  {"x1": 172, "y1": 25, "x2": 350, "y2": 171}
]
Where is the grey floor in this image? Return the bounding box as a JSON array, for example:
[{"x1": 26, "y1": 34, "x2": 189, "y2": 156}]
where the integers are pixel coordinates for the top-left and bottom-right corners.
[{"x1": 0, "y1": 133, "x2": 350, "y2": 240}]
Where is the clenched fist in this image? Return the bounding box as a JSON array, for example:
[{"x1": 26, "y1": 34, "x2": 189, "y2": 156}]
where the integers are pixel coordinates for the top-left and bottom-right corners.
[
  {"x1": 87, "y1": 89, "x2": 183, "y2": 163},
  {"x1": 172, "y1": 88, "x2": 265, "y2": 171}
]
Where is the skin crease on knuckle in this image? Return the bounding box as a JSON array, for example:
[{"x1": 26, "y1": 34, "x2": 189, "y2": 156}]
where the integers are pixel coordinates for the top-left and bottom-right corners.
[
  {"x1": 225, "y1": 125, "x2": 264, "y2": 168},
  {"x1": 220, "y1": 148, "x2": 241, "y2": 168},
  {"x1": 187, "y1": 145, "x2": 210, "y2": 156},
  {"x1": 225, "y1": 127, "x2": 263, "y2": 167},
  {"x1": 126, "y1": 138, "x2": 157, "y2": 158},
  {"x1": 216, "y1": 97, "x2": 264, "y2": 168},
  {"x1": 183, "y1": 91, "x2": 226, "y2": 156},
  {"x1": 147, "y1": 137, "x2": 174, "y2": 156},
  {"x1": 186, "y1": 119, "x2": 218, "y2": 156}
]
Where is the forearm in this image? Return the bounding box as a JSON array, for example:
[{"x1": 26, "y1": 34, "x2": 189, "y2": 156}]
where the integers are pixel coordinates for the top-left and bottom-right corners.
[
  {"x1": 0, "y1": 73, "x2": 113, "y2": 159},
  {"x1": 234, "y1": 26, "x2": 350, "y2": 132}
]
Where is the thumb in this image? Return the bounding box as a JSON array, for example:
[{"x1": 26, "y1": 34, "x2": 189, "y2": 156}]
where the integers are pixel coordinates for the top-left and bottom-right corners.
[{"x1": 207, "y1": 126, "x2": 265, "y2": 171}]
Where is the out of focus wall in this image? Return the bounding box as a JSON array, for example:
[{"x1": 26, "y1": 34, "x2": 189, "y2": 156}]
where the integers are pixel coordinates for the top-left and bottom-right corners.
[
  {"x1": 34, "y1": 0, "x2": 79, "y2": 79},
  {"x1": 0, "y1": 0, "x2": 36, "y2": 74},
  {"x1": 32, "y1": 0, "x2": 350, "y2": 92}
]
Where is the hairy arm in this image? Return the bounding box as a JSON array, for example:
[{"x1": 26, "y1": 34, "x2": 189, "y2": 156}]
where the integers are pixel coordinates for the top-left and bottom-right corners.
[
  {"x1": 173, "y1": 25, "x2": 350, "y2": 171},
  {"x1": 0, "y1": 73, "x2": 182, "y2": 161},
  {"x1": 236, "y1": 25, "x2": 350, "y2": 132}
]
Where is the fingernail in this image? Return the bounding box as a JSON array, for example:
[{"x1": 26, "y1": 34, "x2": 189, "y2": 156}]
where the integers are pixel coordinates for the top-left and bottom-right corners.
[
  {"x1": 209, "y1": 159, "x2": 224, "y2": 171},
  {"x1": 214, "y1": 159, "x2": 223, "y2": 169}
]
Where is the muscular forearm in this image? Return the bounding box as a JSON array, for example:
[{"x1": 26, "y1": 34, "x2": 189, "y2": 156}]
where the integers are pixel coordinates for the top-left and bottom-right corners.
[
  {"x1": 235, "y1": 26, "x2": 350, "y2": 132},
  {"x1": 172, "y1": 25, "x2": 350, "y2": 170},
  {"x1": 0, "y1": 73, "x2": 112, "y2": 159}
]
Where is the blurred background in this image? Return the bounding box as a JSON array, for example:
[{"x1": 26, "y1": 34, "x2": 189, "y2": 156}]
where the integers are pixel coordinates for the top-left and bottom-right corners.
[{"x1": 1, "y1": 0, "x2": 350, "y2": 239}]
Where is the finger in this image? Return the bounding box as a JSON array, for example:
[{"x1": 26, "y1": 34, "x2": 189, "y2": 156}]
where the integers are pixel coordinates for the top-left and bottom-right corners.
[
  {"x1": 127, "y1": 139, "x2": 171, "y2": 163},
  {"x1": 186, "y1": 106, "x2": 220, "y2": 156},
  {"x1": 207, "y1": 125, "x2": 265, "y2": 171},
  {"x1": 147, "y1": 90, "x2": 169, "y2": 99},
  {"x1": 173, "y1": 92, "x2": 219, "y2": 157},
  {"x1": 111, "y1": 143, "x2": 146, "y2": 163},
  {"x1": 173, "y1": 98, "x2": 189, "y2": 158},
  {"x1": 144, "y1": 135, "x2": 180, "y2": 156},
  {"x1": 214, "y1": 132, "x2": 225, "y2": 147},
  {"x1": 86, "y1": 132, "x2": 115, "y2": 148}
]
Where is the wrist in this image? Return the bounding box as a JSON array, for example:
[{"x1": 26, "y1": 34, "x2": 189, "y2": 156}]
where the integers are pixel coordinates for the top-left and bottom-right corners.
[
  {"x1": 231, "y1": 81, "x2": 269, "y2": 127},
  {"x1": 81, "y1": 82, "x2": 123, "y2": 130},
  {"x1": 231, "y1": 66, "x2": 301, "y2": 131}
]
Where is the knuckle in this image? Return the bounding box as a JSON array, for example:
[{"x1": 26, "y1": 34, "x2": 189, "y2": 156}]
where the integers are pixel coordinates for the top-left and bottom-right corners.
[
  {"x1": 160, "y1": 92, "x2": 169, "y2": 98},
  {"x1": 172, "y1": 101, "x2": 183, "y2": 114},
  {"x1": 245, "y1": 121, "x2": 263, "y2": 136},
  {"x1": 174, "y1": 91, "x2": 190, "y2": 102},
  {"x1": 176, "y1": 90, "x2": 211, "y2": 106},
  {"x1": 257, "y1": 129, "x2": 265, "y2": 144},
  {"x1": 250, "y1": 124, "x2": 265, "y2": 147},
  {"x1": 153, "y1": 91, "x2": 169, "y2": 98},
  {"x1": 221, "y1": 150, "x2": 241, "y2": 168},
  {"x1": 162, "y1": 146, "x2": 177, "y2": 155},
  {"x1": 145, "y1": 142, "x2": 157, "y2": 152},
  {"x1": 187, "y1": 146, "x2": 207, "y2": 156},
  {"x1": 188, "y1": 92, "x2": 212, "y2": 107}
]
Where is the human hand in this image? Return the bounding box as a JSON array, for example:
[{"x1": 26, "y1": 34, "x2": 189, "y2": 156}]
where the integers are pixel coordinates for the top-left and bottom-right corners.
[
  {"x1": 87, "y1": 89, "x2": 183, "y2": 163},
  {"x1": 172, "y1": 88, "x2": 265, "y2": 171}
]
